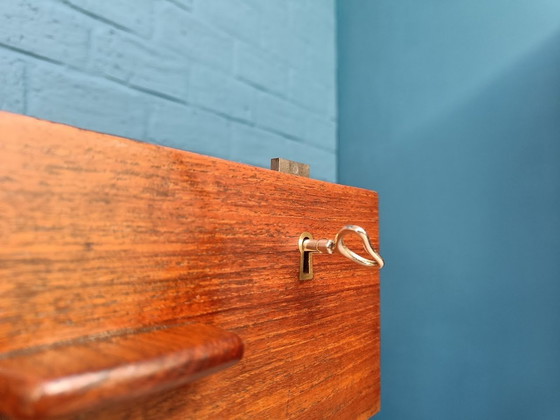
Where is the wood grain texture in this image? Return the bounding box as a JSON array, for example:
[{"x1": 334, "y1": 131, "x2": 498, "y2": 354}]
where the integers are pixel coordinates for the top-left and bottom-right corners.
[
  {"x1": 0, "y1": 324, "x2": 243, "y2": 419},
  {"x1": 0, "y1": 112, "x2": 381, "y2": 419}
]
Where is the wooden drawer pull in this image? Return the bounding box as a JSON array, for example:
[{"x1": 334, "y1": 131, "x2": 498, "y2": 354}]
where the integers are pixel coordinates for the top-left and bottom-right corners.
[{"x1": 0, "y1": 323, "x2": 244, "y2": 419}]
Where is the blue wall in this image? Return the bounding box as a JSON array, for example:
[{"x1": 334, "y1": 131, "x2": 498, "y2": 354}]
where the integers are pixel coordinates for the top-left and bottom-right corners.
[
  {"x1": 338, "y1": 1, "x2": 560, "y2": 419},
  {"x1": 0, "y1": 0, "x2": 337, "y2": 181}
]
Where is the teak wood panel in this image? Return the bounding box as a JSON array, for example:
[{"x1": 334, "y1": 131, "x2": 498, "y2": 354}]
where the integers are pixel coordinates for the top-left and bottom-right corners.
[{"x1": 0, "y1": 112, "x2": 381, "y2": 419}]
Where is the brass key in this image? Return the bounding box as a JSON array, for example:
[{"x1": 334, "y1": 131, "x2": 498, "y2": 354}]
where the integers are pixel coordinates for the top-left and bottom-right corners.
[{"x1": 298, "y1": 225, "x2": 384, "y2": 281}]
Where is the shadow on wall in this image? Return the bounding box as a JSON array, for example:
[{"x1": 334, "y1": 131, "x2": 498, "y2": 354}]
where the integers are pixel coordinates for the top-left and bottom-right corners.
[{"x1": 373, "y1": 30, "x2": 560, "y2": 419}]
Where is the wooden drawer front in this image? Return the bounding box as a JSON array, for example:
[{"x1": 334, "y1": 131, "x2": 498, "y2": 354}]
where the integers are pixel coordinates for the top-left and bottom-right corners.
[{"x1": 0, "y1": 112, "x2": 381, "y2": 419}]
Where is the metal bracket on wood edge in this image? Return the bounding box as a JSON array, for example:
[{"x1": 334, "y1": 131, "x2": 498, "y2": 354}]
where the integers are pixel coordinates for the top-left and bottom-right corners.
[{"x1": 270, "y1": 158, "x2": 310, "y2": 178}]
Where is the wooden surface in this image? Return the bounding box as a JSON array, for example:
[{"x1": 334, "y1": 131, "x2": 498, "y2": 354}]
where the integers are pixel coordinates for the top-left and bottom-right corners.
[
  {"x1": 0, "y1": 112, "x2": 381, "y2": 419},
  {"x1": 0, "y1": 324, "x2": 243, "y2": 419}
]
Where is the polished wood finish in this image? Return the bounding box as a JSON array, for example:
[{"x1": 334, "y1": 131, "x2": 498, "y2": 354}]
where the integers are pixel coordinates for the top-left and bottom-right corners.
[
  {"x1": 0, "y1": 112, "x2": 381, "y2": 419},
  {"x1": 0, "y1": 324, "x2": 243, "y2": 419}
]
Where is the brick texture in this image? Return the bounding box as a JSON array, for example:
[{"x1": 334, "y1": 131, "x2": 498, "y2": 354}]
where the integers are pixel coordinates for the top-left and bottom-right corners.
[{"x1": 0, "y1": 0, "x2": 337, "y2": 181}]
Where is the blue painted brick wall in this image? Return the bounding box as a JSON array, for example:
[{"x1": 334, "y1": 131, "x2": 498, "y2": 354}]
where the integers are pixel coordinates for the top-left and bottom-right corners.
[{"x1": 0, "y1": 0, "x2": 337, "y2": 181}]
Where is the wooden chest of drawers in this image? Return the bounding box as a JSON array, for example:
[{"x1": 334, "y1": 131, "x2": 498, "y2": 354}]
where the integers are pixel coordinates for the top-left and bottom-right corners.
[{"x1": 0, "y1": 112, "x2": 381, "y2": 419}]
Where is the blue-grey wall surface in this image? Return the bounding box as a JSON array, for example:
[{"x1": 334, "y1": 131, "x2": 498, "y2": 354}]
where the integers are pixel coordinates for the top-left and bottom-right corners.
[
  {"x1": 0, "y1": 0, "x2": 337, "y2": 181},
  {"x1": 338, "y1": 1, "x2": 560, "y2": 419}
]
